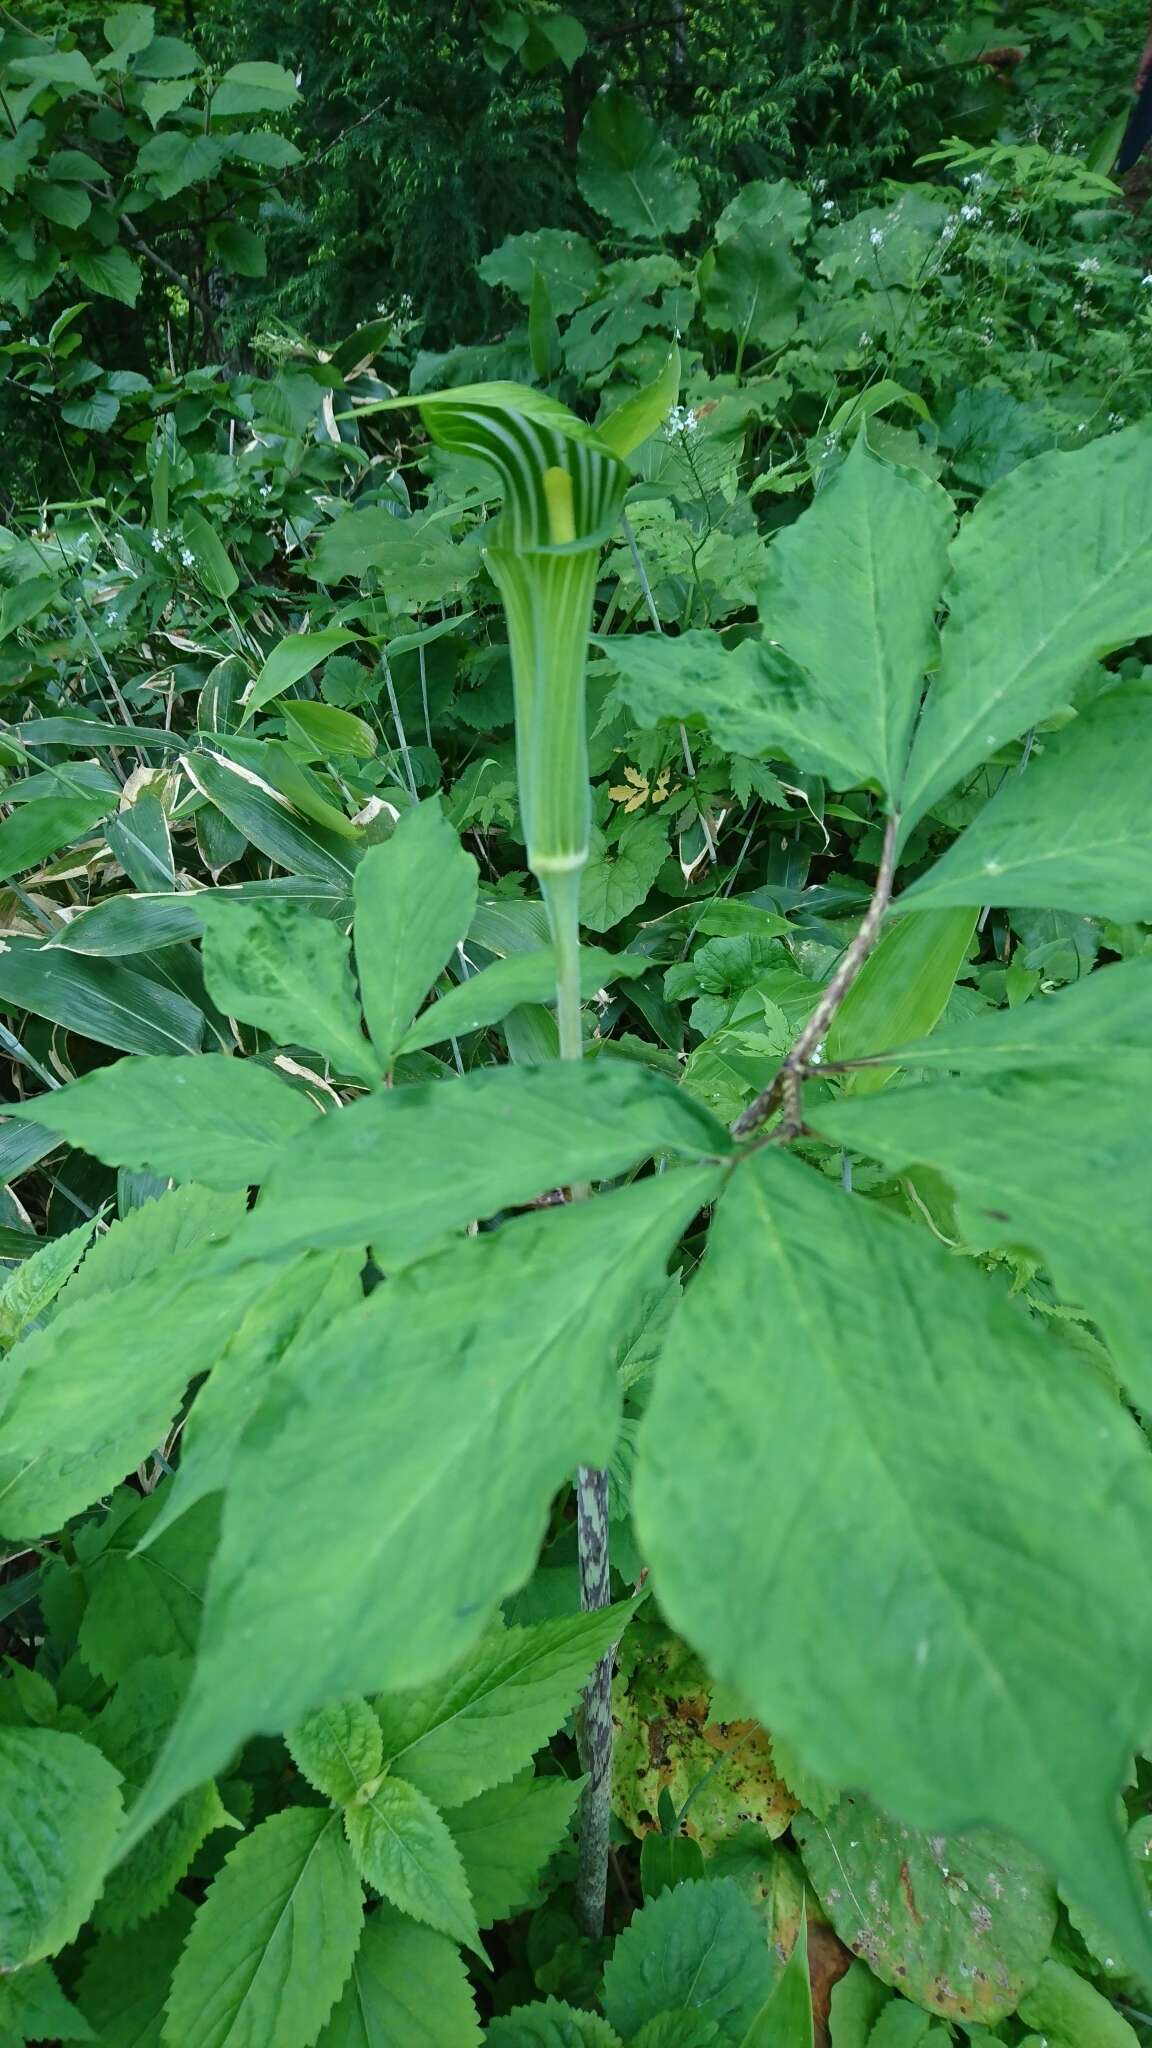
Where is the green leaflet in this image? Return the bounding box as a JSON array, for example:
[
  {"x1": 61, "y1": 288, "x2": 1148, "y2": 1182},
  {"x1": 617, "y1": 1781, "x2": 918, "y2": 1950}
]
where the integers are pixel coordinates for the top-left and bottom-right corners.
[
  {"x1": 444, "y1": 1770, "x2": 582, "y2": 1926},
  {"x1": 344, "y1": 1776, "x2": 482, "y2": 1953},
  {"x1": 126, "y1": 1171, "x2": 714, "y2": 1844},
  {"x1": 353, "y1": 801, "x2": 479, "y2": 1069},
  {"x1": 242, "y1": 628, "x2": 360, "y2": 722},
  {"x1": 288, "y1": 1699, "x2": 383, "y2": 1803},
  {"x1": 811, "y1": 1060, "x2": 1152, "y2": 1405},
  {"x1": 602, "y1": 1879, "x2": 777, "y2": 2043},
  {"x1": 902, "y1": 421, "x2": 1152, "y2": 832},
  {"x1": 795, "y1": 1793, "x2": 1056, "y2": 2025},
  {"x1": 0, "y1": 793, "x2": 112, "y2": 881},
  {"x1": 164, "y1": 1809, "x2": 363, "y2": 2048},
  {"x1": 0, "y1": 1726, "x2": 123, "y2": 1968},
  {"x1": 226, "y1": 1059, "x2": 728, "y2": 1267},
  {"x1": 824, "y1": 908, "x2": 978, "y2": 1094},
  {"x1": 0, "y1": 1250, "x2": 271, "y2": 1541},
  {"x1": 314, "y1": 1906, "x2": 482, "y2": 2048},
  {"x1": 756, "y1": 436, "x2": 953, "y2": 803},
  {"x1": 76, "y1": 1896, "x2": 194, "y2": 2048},
  {"x1": 634, "y1": 1147, "x2": 1152, "y2": 1977},
  {"x1": 375, "y1": 1603, "x2": 636, "y2": 1806},
  {"x1": 6, "y1": 1053, "x2": 319, "y2": 1189},
  {"x1": 852, "y1": 955, "x2": 1152, "y2": 1072},
  {"x1": 0, "y1": 1215, "x2": 96, "y2": 1348},
  {"x1": 59, "y1": 1182, "x2": 246, "y2": 1306},
  {"x1": 900, "y1": 683, "x2": 1152, "y2": 918},
  {"x1": 396, "y1": 944, "x2": 646, "y2": 1054},
  {"x1": 738, "y1": 1913, "x2": 812, "y2": 2047},
  {"x1": 199, "y1": 898, "x2": 378, "y2": 1083}
]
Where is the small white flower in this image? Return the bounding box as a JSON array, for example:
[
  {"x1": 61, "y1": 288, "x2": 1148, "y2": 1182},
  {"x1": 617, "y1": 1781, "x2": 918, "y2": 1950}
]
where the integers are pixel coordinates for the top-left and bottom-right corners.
[
  {"x1": 822, "y1": 198, "x2": 835, "y2": 214},
  {"x1": 960, "y1": 203, "x2": 982, "y2": 224},
  {"x1": 869, "y1": 227, "x2": 884, "y2": 248},
  {"x1": 1109, "y1": 412, "x2": 1126, "y2": 427},
  {"x1": 1077, "y1": 256, "x2": 1101, "y2": 276},
  {"x1": 179, "y1": 545, "x2": 196, "y2": 568},
  {"x1": 664, "y1": 403, "x2": 699, "y2": 440},
  {"x1": 1141, "y1": 273, "x2": 1152, "y2": 287},
  {"x1": 857, "y1": 331, "x2": 872, "y2": 348},
  {"x1": 150, "y1": 531, "x2": 164, "y2": 552}
]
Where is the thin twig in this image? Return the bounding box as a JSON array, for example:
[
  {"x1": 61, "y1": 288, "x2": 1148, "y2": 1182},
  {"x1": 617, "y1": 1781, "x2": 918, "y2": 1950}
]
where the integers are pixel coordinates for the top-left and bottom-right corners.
[{"x1": 731, "y1": 811, "x2": 901, "y2": 1140}]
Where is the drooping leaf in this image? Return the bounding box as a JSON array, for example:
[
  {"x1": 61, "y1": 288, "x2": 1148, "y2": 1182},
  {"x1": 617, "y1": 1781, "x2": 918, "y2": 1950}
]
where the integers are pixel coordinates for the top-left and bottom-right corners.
[
  {"x1": 902, "y1": 421, "x2": 1152, "y2": 832},
  {"x1": 0, "y1": 1216, "x2": 96, "y2": 1349},
  {"x1": 105, "y1": 791, "x2": 175, "y2": 892},
  {"x1": 851, "y1": 956, "x2": 1152, "y2": 1072},
  {"x1": 812, "y1": 1060, "x2": 1152, "y2": 1404},
  {"x1": 602, "y1": 1879, "x2": 777, "y2": 2043},
  {"x1": 900, "y1": 684, "x2": 1152, "y2": 919},
  {"x1": 0, "y1": 794, "x2": 112, "y2": 882},
  {"x1": 164, "y1": 1809, "x2": 362, "y2": 2048},
  {"x1": 795, "y1": 1793, "x2": 1056, "y2": 2024},
  {"x1": 444, "y1": 1770, "x2": 582, "y2": 1926},
  {"x1": 6, "y1": 1054, "x2": 319, "y2": 1189},
  {"x1": 0, "y1": 937, "x2": 204, "y2": 1055},
  {"x1": 375, "y1": 1604, "x2": 636, "y2": 1807},
  {"x1": 397, "y1": 945, "x2": 645, "y2": 1053},
  {"x1": 634, "y1": 1146, "x2": 1152, "y2": 1975},
  {"x1": 199, "y1": 898, "x2": 377, "y2": 1083},
  {"x1": 825, "y1": 909, "x2": 978, "y2": 1093},
  {"x1": 72, "y1": 246, "x2": 141, "y2": 305},
  {"x1": 127, "y1": 1172, "x2": 711, "y2": 1842},
  {"x1": 353, "y1": 800, "x2": 479, "y2": 1069},
  {"x1": 344, "y1": 1776, "x2": 481, "y2": 1953},
  {"x1": 577, "y1": 90, "x2": 700, "y2": 237},
  {"x1": 228, "y1": 1059, "x2": 728, "y2": 1267},
  {"x1": 243, "y1": 629, "x2": 360, "y2": 723},
  {"x1": 187, "y1": 749, "x2": 359, "y2": 886},
  {"x1": 314, "y1": 1905, "x2": 482, "y2": 2047},
  {"x1": 0, "y1": 1727, "x2": 123, "y2": 1968},
  {"x1": 288, "y1": 1699, "x2": 383, "y2": 1804}
]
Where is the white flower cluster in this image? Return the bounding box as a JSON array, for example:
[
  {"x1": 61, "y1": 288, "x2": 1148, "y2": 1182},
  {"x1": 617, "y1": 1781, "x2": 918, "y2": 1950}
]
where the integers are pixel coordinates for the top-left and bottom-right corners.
[{"x1": 664, "y1": 403, "x2": 700, "y2": 440}]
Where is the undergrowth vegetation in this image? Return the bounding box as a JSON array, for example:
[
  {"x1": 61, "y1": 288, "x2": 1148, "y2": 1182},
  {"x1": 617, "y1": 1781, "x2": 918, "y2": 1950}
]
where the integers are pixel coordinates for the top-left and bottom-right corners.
[{"x1": 0, "y1": 2, "x2": 1151, "y2": 2044}]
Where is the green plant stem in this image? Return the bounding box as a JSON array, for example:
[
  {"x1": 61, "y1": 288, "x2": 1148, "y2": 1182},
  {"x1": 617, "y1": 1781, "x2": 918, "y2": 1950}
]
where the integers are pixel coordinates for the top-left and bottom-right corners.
[{"x1": 543, "y1": 865, "x2": 613, "y2": 1939}]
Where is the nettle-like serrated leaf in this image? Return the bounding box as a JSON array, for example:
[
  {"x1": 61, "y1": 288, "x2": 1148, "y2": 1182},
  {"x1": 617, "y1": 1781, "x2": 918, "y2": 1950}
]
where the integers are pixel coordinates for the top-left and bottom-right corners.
[
  {"x1": 444, "y1": 1770, "x2": 582, "y2": 1926},
  {"x1": 900, "y1": 683, "x2": 1152, "y2": 919},
  {"x1": 353, "y1": 800, "x2": 479, "y2": 1069},
  {"x1": 812, "y1": 1058, "x2": 1152, "y2": 1407},
  {"x1": 127, "y1": 1174, "x2": 710, "y2": 1845},
  {"x1": 487, "y1": 2002, "x2": 625, "y2": 2047},
  {"x1": 795, "y1": 1793, "x2": 1056, "y2": 2025},
  {"x1": 344, "y1": 1776, "x2": 481, "y2": 1954},
  {"x1": 314, "y1": 1903, "x2": 482, "y2": 2047},
  {"x1": 199, "y1": 897, "x2": 378, "y2": 1084},
  {"x1": 0, "y1": 1215, "x2": 96, "y2": 1349},
  {"x1": 78, "y1": 1494, "x2": 218, "y2": 1685},
  {"x1": 376, "y1": 1604, "x2": 633, "y2": 1807},
  {"x1": 7, "y1": 1054, "x2": 319, "y2": 1190},
  {"x1": 602, "y1": 1879, "x2": 777, "y2": 2043},
  {"x1": 634, "y1": 1147, "x2": 1152, "y2": 1977},
  {"x1": 630, "y1": 2016, "x2": 721, "y2": 2048},
  {"x1": 289, "y1": 1699, "x2": 383, "y2": 1804},
  {"x1": 577, "y1": 89, "x2": 699, "y2": 237},
  {"x1": 581, "y1": 817, "x2": 669, "y2": 932},
  {"x1": 224, "y1": 1060, "x2": 728, "y2": 1268},
  {"x1": 0, "y1": 1958, "x2": 93, "y2": 2041},
  {"x1": 164, "y1": 1809, "x2": 363, "y2": 2048},
  {"x1": 59, "y1": 1183, "x2": 246, "y2": 1306},
  {"x1": 77, "y1": 1895, "x2": 194, "y2": 2046},
  {"x1": 902, "y1": 420, "x2": 1152, "y2": 833},
  {"x1": 0, "y1": 1726, "x2": 123, "y2": 1968}
]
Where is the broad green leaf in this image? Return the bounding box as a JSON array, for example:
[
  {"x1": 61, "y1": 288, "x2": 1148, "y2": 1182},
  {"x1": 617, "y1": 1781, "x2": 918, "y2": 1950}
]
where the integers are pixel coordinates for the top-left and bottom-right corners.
[
  {"x1": 0, "y1": 1959, "x2": 92, "y2": 2041},
  {"x1": 281, "y1": 701, "x2": 377, "y2": 759},
  {"x1": 739, "y1": 1913, "x2": 811, "y2": 2047},
  {"x1": 128, "y1": 1172, "x2": 713, "y2": 1841},
  {"x1": 0, "y1": 936, "x2": 204, "y2": 1055},
  {"x1": 314, "y1": 1905, "x2": 482, "y2": 2047},
  {"x1": 344, "y1": 1776, "x2": 481, "y2": 1953},
  {"x1": 856, "y1": 956, "x2": 1152, "y2": 1072},
  {"x1": 229, "y1": 1060, "x2": 729, "y2": 1267},
  {"x1": 632, "y1": 2021, "x2": 722, "y2": 2048},
  {"x1": 77, "y1": 1897, "x2": 194, "y2": 2048},
  {"x1": 0, "y1": 794, "x2": 111, "y2": 881},
  {"x1": 199, "y1": 899, "x2": 377, "y2": 1083},
  {"x1": 0, "y1": 1727, "x2": 122, "y2": 1968},
  {"x1": 444, "y1": 1770, "x2": 582, "y2": 1926},
  {"x1": 78, "y1": 1494, "x2": 218, "y2": 1684},
  {"x1": 825, "y1": 909, "x2": 978, "y2": 1093},
  {"x1": 187, "y1": 748, "x2": 360, "y2": 886},
  {"x1": 102, "y1": 4, "x2": 156, "y2": 61},
  {"x1": 699, "y1": 222, "x2": 803, "y2": 357},
  {"x1": 164, "y1": 1809, "x2": 362, "y2": 2048},
  {"x1": 71, "y1": 246, "x2": 141, "y2": 305},
  {"x1": 902, "y1": 421, "x2": 1152, "y2": 831},
  {"x1": 135, "y1": 129, "x2": 225, "y2": 197},
  {"x1": 0, "y1": 575, "x2": 58, "y2": 640},
  {"x1": 60, "y1": 1182, "x2": 245, "y2": 1306},
  {"x1": 54, "y1": 878, "x2": 348, "y2": 959},
  {"x1": 6, "y1": 1054, "x2": 319, "y2": 1188},
  {"x1": 144, "y1": 1251, "x2": 363, "y2": 1542},
  {"x1": 811, "y1": 1059, "x2": 1152, "y2": 1406},
  {"x1": 828, "y1": 1962, "x2": 891, "y2": 2047},
  {"x1": 180, "y1": 510, "x2": 238, "y2": 598},
  {"x1": 634, "y1": 1147, "x2": 1152, "y2": 1976},
  {"x1": 1016, "y1": 1959, "x2": 1138, "y2": 2047},
  {"x1": 581, "y1": 816, "x2": 670, "y2": 932},
  {"x1": 0, "y1": 1253, "x2": 269, "y2": 1540},
  {"x1": 478, "y1": 227, "x2": 599, "y2": 314},
  {"x1": 758, "y1": 437, "x2": 952, "y2": 803},
  {"x1": 211, "y1": 58, "x2": 300, "y2": 116},
  {"x1": 795, "y1": 1794, "x2": 1056, "y2": 2025},
  {"x1": 602, "y1": 1879, "x2": 777, "y2": 2043},
  {"x1": 353, "y1": 801, "x2": 479, "y2": 1068},
  {"x1": 598, "y1": 345, "x2": 682, "y2": 461},
  {"x1": 397, "y1": 944, "x2": 645, "y2": 1053},
  {"x1": 487, "y1": 2005, "x2": 624, "y2": 2047},
  {"x1": 376, "y1": 1603, "x2": 635, "y2": 1807},
  {"x1": 243, "y1": 629, "x2": 360, "y2": 723},
  {"x1": 288, "y1": 1699, "x2": 383, "y2": 1803},
  {"x1": 577, "y1": 89, "x2": 699, "y2": 237},
  {"x1": 900, "y1": 684, "x2": 1152, "y2": 918},
  {"x1": 641, "y1": 1832, "x2": 707, "y2": 1900},
  {"x1": 0, "y1": 1215, "x2": 96, "y2": 1348}
]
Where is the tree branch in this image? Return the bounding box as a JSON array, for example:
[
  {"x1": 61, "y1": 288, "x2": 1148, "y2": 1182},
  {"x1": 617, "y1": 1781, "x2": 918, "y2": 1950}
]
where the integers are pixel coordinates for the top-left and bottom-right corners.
[{"x1": 731, "y1": 810, "x2": 901, "y2": 1141}]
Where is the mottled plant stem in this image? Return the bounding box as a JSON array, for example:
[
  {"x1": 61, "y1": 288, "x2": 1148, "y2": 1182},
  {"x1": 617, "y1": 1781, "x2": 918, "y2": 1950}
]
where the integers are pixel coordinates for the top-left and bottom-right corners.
[{"x1": 543, "y1": 865, "x2": 615, "y2": 1938}]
